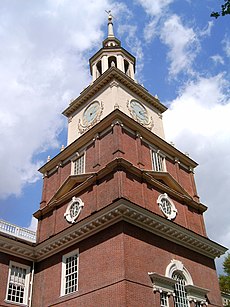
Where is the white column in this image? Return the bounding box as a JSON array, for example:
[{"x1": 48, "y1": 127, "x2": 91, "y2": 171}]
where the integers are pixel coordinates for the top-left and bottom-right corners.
[
  {"x1": 102, "y1": 55, "x2": 108, "y2": 73},
  {"x1": 117, "y1": 55, "x2": 124, "y2": 73},
  {"x1": 92, "y1": 64, "x2": 97, "y2": 81},
  {"x1": 129, "y1": 63, "x2": 135, "y2": 80}
]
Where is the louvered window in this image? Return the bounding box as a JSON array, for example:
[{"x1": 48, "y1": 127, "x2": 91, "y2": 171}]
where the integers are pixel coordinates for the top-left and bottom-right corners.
[
  {"x1": 73, "y1": 155, "x2": 85, "y2": 175},
  {"x1": 152, "y1": 150, "x2": 165, "y2": 171}
]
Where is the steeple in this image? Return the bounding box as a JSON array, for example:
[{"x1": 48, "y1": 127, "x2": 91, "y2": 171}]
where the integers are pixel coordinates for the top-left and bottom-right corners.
[
  {"x1": 89, "y1": 13, "x2": 136, "y2": 81},
  {"x1": 107, "y1": 11, "x2": 115, "y2": 38}
]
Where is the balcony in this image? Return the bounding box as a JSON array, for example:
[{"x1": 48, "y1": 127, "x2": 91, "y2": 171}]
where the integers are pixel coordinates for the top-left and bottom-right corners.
[{"x1": 0, "y1": 219, "x2": 36, "y2": 243}]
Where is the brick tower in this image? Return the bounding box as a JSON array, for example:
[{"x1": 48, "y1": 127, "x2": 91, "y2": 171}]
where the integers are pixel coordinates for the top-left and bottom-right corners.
[
  {"x1": 0, "y1": 14, "x2": 227, "y2": 307},
  {"x1": 33, "y1": 14, "x2": 224, "y2": 307}
]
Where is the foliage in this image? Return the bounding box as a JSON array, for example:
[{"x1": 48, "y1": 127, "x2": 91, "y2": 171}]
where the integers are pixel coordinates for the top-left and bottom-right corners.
[
  {"x1": 211, "y1": 0, "x2": 230, "y2": 18},
  {"x1": 219, "y1": 254, "x2": 230, "y2": 295},
  {"x1": 223, "y1": 253, "x2": 230, "y2": 276}
]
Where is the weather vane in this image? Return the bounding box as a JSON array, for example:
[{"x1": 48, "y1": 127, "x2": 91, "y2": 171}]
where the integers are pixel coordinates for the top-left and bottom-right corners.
[{"x1": 105, "y1": 10, "x2": 115, "y2": 20}]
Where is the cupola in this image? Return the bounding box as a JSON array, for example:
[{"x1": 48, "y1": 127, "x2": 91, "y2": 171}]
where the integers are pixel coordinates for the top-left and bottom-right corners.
[{"x1": 89, "y1": 12, "x2": 136, "y2": 81}]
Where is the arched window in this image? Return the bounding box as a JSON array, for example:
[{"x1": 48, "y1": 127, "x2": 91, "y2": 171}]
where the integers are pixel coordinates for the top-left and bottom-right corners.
[
  {"x1": 165, "y1": 260, "x2": 193, "y2": 307},
  {"x1": 149, "y1": 260, "x2": 209, "y2": 307},
  {"x1": 124, "y1": 59, "x2": 130, "y2": 75},
  {"x1": 172, "y1": 272, "x2": 189, "y2": 307},
  {"x1": 96, "y1": 60, "x2": 102, "y2": 78},
  {"x1": 108, "y1": 56, "x2": 117, "y2": 68}
]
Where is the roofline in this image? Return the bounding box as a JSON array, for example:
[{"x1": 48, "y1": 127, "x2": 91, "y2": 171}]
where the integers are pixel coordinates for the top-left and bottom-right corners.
[
  {"x1": 62, "y1": 67, "x2": 167, "y2": 117},
  {"x1": 39, "y1": 109, "x2": 198, "y2": 175},
  {"x1": 36, "y1": 157, "x2": 205, "y2": 219},
  {"x1": 1, "y1": 198, "x2": 226, "y2": 261},
  {"x1": 33, "y1": 199, "x2": 227, "y2": 261}
]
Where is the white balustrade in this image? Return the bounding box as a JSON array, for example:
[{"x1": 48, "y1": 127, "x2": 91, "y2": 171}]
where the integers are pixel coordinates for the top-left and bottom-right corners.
[{"x1": 0, "y1": 219, "x2": 36, "y2": 243}]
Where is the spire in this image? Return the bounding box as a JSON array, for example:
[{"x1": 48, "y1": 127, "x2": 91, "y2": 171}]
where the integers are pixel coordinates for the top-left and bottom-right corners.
[
  {"x1": 103, "y1": 10, "x2": 120, "y2": 48},
  {"x1": 89, "y1": 12, "x2": 136, "y2": 81},
  {"x1": 107, "y1": 10, "x2": 115, "y2": 38}
]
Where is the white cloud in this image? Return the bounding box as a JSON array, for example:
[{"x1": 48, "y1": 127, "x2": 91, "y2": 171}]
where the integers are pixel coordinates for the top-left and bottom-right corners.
[
  {"x1": 0, "y1": 0, "x2": 111, "y2": 198},
  {"x1": 160, "y1": 15, "x2": 199, "y2": 77},
  {"x1": 134, "y1": 2, "x2": 201, "y2": 78},
  {"x1": 118, "y1": 24, "x2": 144, "y2": 78},
  {"x1": 222, "y1": 36, "x2": 230, "y2": 58},
  {"x1": 211, "y1": 54, "x2": 224, "y2": 65},
  {"x1": 136, "y1": 0, "x2": 174, "y2": 17},
  {"x1": 136, "y1": 0, "x2": 174, "y2": 42},
  {"x1": 163, "y1": 73, "x2": 230, "y2": 251},
  {"x1": 199, "y1": 21, "x2": 214, "y2": 37},
  {"x1": 143, "y1": 17, "x2": 160, "y2": 43}
]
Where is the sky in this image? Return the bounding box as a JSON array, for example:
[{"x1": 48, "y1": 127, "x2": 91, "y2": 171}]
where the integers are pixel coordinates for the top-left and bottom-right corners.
[{"x1": 0, "y1": 0, "x2": 229, "y2": 274}]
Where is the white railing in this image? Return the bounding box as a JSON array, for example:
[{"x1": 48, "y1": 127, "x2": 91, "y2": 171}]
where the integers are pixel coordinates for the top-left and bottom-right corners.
[{"x1": 0, "y1": 219, "x2": 36, "y2": 243}]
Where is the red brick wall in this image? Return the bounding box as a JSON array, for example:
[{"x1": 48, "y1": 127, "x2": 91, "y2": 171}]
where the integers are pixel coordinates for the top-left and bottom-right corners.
[
  {"x1": 33, "y1": 223, "x2": 126, "y2": 306},
  {"x1": 37, "y1": 124, "x2": 205, "y2": 241},
  {"x1": 123, "y1": 223, "x2": 222, "y2": 306},
  {"x1": 41, "y1": 162, "x2": 71, "y2": 208},
  {"x1": 0, "y1": 252, "x2": 33, "y2": 307},
  {"x1": 0, "y1": 252, "x2": 10, "y2": 305},
  {"x1": 40, "y1": 125, "x2": 198, "y2": 205},
  {"x1": 38, "y1": 171, "x2": 205, "y2": 244},
  {"x1": 32, "y1": 222, "x2": 222, "y2": 307}
]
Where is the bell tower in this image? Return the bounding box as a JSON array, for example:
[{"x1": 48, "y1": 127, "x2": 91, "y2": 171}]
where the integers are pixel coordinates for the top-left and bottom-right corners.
[
  {"x1": 65, "y1": 13, "x2": 165, "y2": 146},
  {"x1": 90, "y1": 12, "x2": 135, "y2": 81},
  {"x1": 31, "y1": 15, "x2": 226, "y2": 307}
]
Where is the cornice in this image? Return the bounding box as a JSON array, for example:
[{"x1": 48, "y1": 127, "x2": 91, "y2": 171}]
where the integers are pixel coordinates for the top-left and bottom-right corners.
[
  {"x1": 36, "y1": 157, "x2": 205, "y2": 220},
  {"x1": 34, "y1": 173, "x2": 97, "y2": 219},
  {"x1": 34, "y1": 199, "x2": 227, "y2": 261},
  {"x1": 39, "y1": 110, "x2": 197, "y2": 175},
  {"x1": 62, "y1": 67, "x2": 167, "y2": 117},
  {"x1": 148, "y1": 272, "x2": 176, "y2": 294},
  {"x1": 2, "y1": 199, "x2": 226, "y2": 261},
  {"x1": 0, "y1": 233, "x2": 35, "y2": 261},
  {"x1": 143, "y1": 172, "x2": 207, "y2": 212}
]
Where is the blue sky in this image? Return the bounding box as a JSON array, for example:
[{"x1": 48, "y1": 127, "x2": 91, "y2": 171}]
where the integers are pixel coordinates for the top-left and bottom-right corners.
[{"x1": 0, "y1": 0, "x2": 229, "y2": 273}]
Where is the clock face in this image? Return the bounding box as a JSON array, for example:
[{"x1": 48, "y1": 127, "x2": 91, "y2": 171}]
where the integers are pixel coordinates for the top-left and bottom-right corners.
[
  {"x1": 83, "y1": 101, "x2": 100, "y2": 125},
  {"x1": 130, "y1": 100, "x2": 149, "y2": 124}
]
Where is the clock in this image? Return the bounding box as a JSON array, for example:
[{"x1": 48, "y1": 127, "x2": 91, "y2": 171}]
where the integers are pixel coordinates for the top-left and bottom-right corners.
[
  {"x1": 157, "y1": 193, "x2": 177, "y2": 220},
  {"x1": 83, "y1": 101, "x2": 101, "y2": 125},
  {"x1": 128, "y1": 100, "x2": 149, "y2": 124},
  {"x1": 79, "y1": 101, "x2": 103, "y2": 134},
  {"x1": 64, "y1": 197, "x2": 84, "y2": 223}
]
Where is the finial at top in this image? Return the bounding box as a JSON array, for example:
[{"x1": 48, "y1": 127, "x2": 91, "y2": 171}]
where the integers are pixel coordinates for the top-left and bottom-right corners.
[{"x1": 105, "y1": 10, "x2": 115, "y2": 38}]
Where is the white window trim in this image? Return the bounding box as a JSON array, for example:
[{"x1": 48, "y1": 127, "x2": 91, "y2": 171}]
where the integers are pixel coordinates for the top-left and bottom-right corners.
[
  {"x1": 166, "y1": 260, "x2": 209, "y2": 305},
  {"x1": 149, "y1": 261, "x2": 209, "y2": 306},
  {"x1": 5, "y1": 261, "x2": 31, "y2": 306},
  {"x1": 71, "y1": 151, "x2": 85, "y2": 175},
  {"x1": 60, "y1": 249, "x2": 79, "y2": 297},
  {"x1": 185, "y1": 285, "x2": 209, "y2": 305},
  {"x1": 64, "y1": 197, "x2": 84, "y2": 224},
  {"x1": 148, "y1": 272, "x2": 176, "y2": 296},
  {"x1": 151, "y1": 148, "x2": 166, "y2": 172},
  {"x1": 165, "y1": 260, "x2": 193, "y2": 285},
  {"x1": 157, "y1": 193, "x2": 177, "y2": 220},
  {"x1": 160, "y1": 291, "x2": 169, "y2": 307}
]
